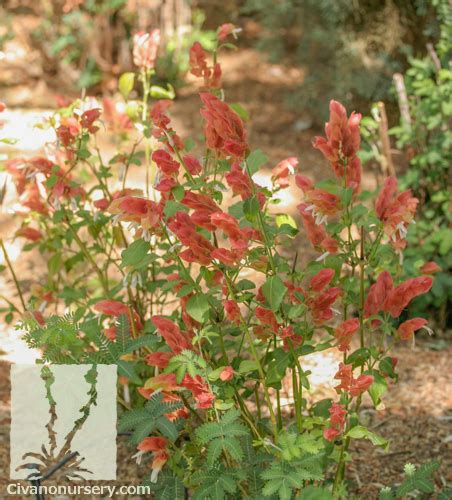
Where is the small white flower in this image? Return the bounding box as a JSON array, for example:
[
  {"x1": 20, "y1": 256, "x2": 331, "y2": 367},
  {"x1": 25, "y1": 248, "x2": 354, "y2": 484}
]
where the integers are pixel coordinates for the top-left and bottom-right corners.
[
  {"x1": 142, "y1": 230, "x2": 152, "y2": 242},
  {"x1": 422, "y1": 325, "x2": 434, "y2": 336},
  {"x1": 305, "y1": 204, "x2": 327, "y2": 225},
  {"x1": 231, "y1": 27, "x2": 243, "y2": 39},
  {"x1": 316, "y1": 251, "x2": 330, "y2": 262},
  {"x1": 112, "y1": 214, "x2": 122, "y2": 225},
  {"x1": 131, "y1": 450, "x2": 145, "y2": 465},
  {"x1": 118, "y1": 164, "x2": 126, "y2": 182},
  {"x1": 396, "y1": 222, "x2": 408, "y2": 239}
]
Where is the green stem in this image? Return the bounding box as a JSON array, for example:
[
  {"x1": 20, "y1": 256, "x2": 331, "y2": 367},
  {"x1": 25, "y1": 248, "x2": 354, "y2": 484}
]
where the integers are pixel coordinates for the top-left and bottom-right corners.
[
  {"x1": 223, "y1": 273, "x2": 278, "y2": 440},
  {"x1": 66, "y1": 220, "x2": 109, "y2": 295},
  {"x1": 243, "y1": 160, "x2": 276, "y2": 273},
  {"x1": 141, "y1": 69, "x2": 152, "y2": 199}
]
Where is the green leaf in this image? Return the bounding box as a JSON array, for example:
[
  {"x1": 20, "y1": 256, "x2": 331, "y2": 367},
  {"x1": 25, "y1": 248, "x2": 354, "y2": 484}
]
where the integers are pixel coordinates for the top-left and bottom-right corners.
[
  {"x1": 143, "y1": 470, "x2": 185, "y2": 499},
  {"x1": 238, "y1": 360, "x2": 259, "y2": 373},
  {"x1": 164, "y1": 201, "x2": 187, "y2": 218},
  {"x1": 266, "y1": 349, "x2": 290, "y2": 387},
  {"x1": 396, "y1": 461, "x2": 439, "y2": 496},
  {"x1": 230, "y1": 103, "x2": 250, "y2": 121},
  {"x1": 367, "y1": 371, "x2": 388, "y2": 406},
  {"x1": 276, "y1": 214, "x2": 298, "y2": 237},
  {"x1": 171, "y1": 185, "x2": 185, "y2": 202},
  {"x1": 116, "y1": 360, "x2": 142, "y2": 385},
  {"x1": 346, "y1": 425, "x2": 389, "y2": 450},
  {"x1": 156, "y1": 416, "x2": 179, "y2": 441},
  {"x1": 192, "y1": 468, "x2": 237, "y2": 500},
  {"x1": 262, "y1": 275, "x2": 287, "y2": 311},
  {"x1": 297, "y1": 485, "x2": 333, "y2": 499},
  {"x1": 378, "y1": 487, "x2": 395, "y2": 500},
  {"x1": 246, "y1": 149, "x2": 267, "y2": 175},
  {"x1": 186, "y1": 294, "x2": 210, "y2": 323},
  {"x1": 243, "y1": 195, "x2": 260, "y2": 223},
  {"x1": 121, "y1": 239, "x2": 150, "y2": 267},
  {"x1": 150, "y1": 84, "x2": 175, "y2": 100},
  {"x1": 119, "y1": 72, "x2": 135, "y2": 100}
]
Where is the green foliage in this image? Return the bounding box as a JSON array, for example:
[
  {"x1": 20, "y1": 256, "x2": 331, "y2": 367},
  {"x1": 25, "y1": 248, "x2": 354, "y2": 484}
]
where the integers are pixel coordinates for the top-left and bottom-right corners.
[
  {"x1": 119, "y1": 392, "x2": 182, "y2": 444},
  {"x1": 143, "y1": 470, "x2": 185, "y2": 500},
  {"x1": 191, "y1": 466, "x2": 239, "y2": 500},
  {"x1": 345, "y1": 426, "x2": 389, "y2": 451},
  {"x1": 363, "y1": 0, "x2": 451, "y2": 325},
  {"x1": 278, "y1": 431, "x2": 324, "y2": 461},
  {"x1": 379, "y1": 460, "x2": 441, "y2": 498},
  {"x1": 242, "y1": 0, "x2": 437, "y2": 120},
  {"x1": 20, "y1": 313, "x2": 85, "y2": 363},
  {"x1": 261, "y1": 457, "x2": 324, "y2": 499},
  {"x1": 28, "y1": 2, "x2": 214, "y2": 90},
  {"x1": 395, "y1": 2, "x2": 452, "y2": 325},
  {"x1": 195, "y1": 409, "x2": 248, "y2": 466},
  {"x1": 3, "y1": 20, "x2": 445, "y2": 498},
  {"x1": 166, "y1": 349, "x2": 207, "y2": 383},
  {"x1": 262, "y1": 275, "x2": 287, "y2": 312}
]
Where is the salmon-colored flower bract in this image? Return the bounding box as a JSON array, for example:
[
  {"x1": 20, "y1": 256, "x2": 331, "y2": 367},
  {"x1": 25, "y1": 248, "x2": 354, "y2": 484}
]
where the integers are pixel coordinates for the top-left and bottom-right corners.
[
  {"x1": 313, "y1": 100, "x2": 362, "y2": 194},
  {"x1": 397, "y1": 318, "x2": 429, "y2": 340},
  {"x1": 334, "y1": 318, "x2": 360, "y2": 352},
  {"x1": 420, "y1": 261, "x2": 441, "y2": 275},
  {"x1": 324, "y1": 403, "x2": 347, "y2": 442},
  {"x1": 189, "y1": 42, "x2": 222, "y2": 89},
  {"x1": 152, "y1": 316, "x2": 193, "y2": 354},
  {"x1": 376, "y1": 176, "x2": 418, "y2": 249},
  {"x1": 200, "y1": 93, "x2": 248, "y2": 159},
  {"x1": 133, "y1": 30, "x2": 161, "y2": 70}
]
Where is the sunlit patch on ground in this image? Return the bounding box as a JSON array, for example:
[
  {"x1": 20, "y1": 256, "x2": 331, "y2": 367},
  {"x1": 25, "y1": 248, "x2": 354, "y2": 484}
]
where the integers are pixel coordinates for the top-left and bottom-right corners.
[{"x1": 0, "y1": 109, "x2": 54, "y2": 152}]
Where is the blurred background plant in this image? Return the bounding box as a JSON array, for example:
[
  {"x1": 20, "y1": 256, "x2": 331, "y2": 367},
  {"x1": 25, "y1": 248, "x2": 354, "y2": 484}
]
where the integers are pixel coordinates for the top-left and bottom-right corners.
[
  {"x1": 360, "y1": 0, "x2": 451, "y2": 329},
  {"x1": 2, "y1": 0, "x2": 215, "y2": 94},
  {"x1": 241, "y1": 0, "x2": 444, "y2": 123}
]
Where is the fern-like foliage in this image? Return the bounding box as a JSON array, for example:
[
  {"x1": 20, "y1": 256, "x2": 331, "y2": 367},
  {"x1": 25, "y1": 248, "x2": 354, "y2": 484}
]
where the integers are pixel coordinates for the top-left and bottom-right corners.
[
  {"x1": 83, "y1": 314, "x2": 159, "y2": 383},
  {"x1": 295, "y1": 485, "x2": 333, "y2": 499},
  {"x1": 191, "y1": 466, "x2": 239, "y2": 500},
  {"x1": 195, "y1": 409, "x2": 248, "y2": 466},
  {"x1": 278, "y1": 431, "x2": 324, "y2": 461},
  {"x1": 379, "y1": 460, "x2": 440, "y2": 499},
  {"x1": 143, "y1": 470, "x2": 186, "y2": 500},
  {"x1": 166, "y1": 349, "x2": 207, "y2": 383},
  {"x1": 20, "y1": 313, "x2": 85, "y2": 363},
  {"x1": 261, "y1": 456, "x2": 324, "y2": 500},
  {"x1": 119, "y1": 392, "x2": 182, "y2": 444},
  {"x1": 241, "y1": 435, "x2": 271, "y2": 498}
]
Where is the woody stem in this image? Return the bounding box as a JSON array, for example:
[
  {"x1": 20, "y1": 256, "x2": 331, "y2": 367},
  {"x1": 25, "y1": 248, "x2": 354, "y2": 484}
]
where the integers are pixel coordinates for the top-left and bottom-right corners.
[{"x1": 0, "y1": 238, "x2": 26, "y2": 312}]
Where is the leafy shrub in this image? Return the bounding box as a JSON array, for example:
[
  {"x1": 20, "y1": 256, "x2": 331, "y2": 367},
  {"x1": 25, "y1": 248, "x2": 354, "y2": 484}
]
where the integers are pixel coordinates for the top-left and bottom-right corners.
[
  {"x1": 27, "y1": 0, "x2": 213, "y2": 90},
  {"x1": 242, "y1": 0, "x2": 441, "y2": 121},
  {"x1": 0, "y1": 25, "x2": 441, "y2": 497},
  {"x1": 362, "y1": 0, "x2": 451, "y2": 328}
]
